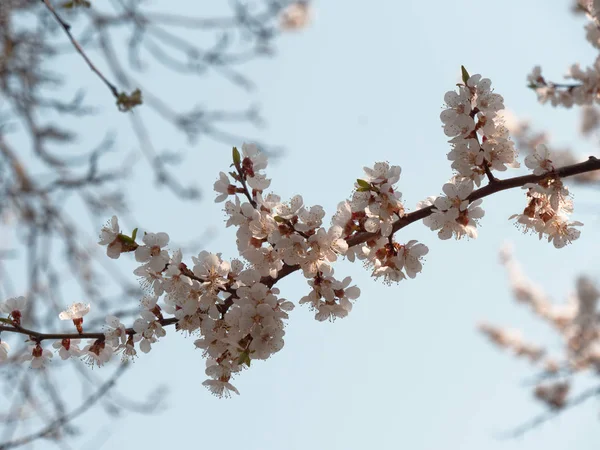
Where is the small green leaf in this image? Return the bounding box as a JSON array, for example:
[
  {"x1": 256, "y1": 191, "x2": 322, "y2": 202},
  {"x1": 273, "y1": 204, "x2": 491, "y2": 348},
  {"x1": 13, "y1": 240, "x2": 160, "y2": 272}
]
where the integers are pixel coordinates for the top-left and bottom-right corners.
[
  {"x1": 273, "y1": 216, "x2": 286, "y2": 223},
  {"x1": 461, "y1": 65, "x2": 470, "y2": 84},
  {"x1": 356, "y1": 187, "x2": 371, "y2": 192},
  {"x1": 356, "y1": 179, "x2": 371, "y2": 189},
  {"x1": 0, "y1": 317, "x2": 13, "y2": 325},
  {"x1": 118, "y1": 233, "x2": 134, "y2": 244},
  {"x1": 237, "y1": 351, "x2": 251, "y2": 367},
  {"x1": 131, "y1": 228, "x2": 138, "y2": 241},
  {"x1": 232, "y1": 147, "x2": 241, "y2": 166}
]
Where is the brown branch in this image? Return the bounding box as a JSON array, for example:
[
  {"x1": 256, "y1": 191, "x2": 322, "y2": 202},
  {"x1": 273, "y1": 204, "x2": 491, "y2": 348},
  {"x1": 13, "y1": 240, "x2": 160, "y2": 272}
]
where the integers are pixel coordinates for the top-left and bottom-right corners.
[
  {"x1": 483, "y1": 162, "x2": 498, "y2": 184},
  {"x1": 3, "y1": 157, "x2": 600, "y2": 344},
  {"x1": 263, "y1": 155, "x2": 600, "y2": 287},
  {"x1": 40, "y1": 0, "x2": 120, "y2": 99},
  {"x1": 0, "y1": 318, "x2": 178, "y2": 343}
]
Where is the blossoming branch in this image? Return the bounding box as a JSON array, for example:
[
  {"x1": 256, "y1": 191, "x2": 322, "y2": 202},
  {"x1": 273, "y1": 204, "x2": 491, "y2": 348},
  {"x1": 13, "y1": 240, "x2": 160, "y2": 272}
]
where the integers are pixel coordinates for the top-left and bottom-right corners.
[{"x1": 1, "y1": 69, "x2": 600, "y2": 398}]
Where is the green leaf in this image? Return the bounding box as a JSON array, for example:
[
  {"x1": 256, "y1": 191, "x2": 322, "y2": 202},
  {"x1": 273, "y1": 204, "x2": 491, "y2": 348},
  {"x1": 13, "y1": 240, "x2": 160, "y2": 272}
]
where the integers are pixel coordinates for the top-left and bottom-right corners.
[
  {"x1": 461, "y1": 65, "x2": 470, "y2": 84},
  {"x1": 0, "y1": 317, "x2": 13, "y2": 325},
  {"x1": 131, "y1": 228, "x2": 138, "y2": 241},
  {"x1": 232, "y1": 147, "x2": 241, "y2": 166},
  {"x1": 273, "y1": 216, "x2": 286, "y2": 223},
  {"x1": 237, "y1": 351, "x2": 251, "y2": 367},
  {"x1": 356, "y1": 179, "x2": 371, "y2": 189},
  {"x1": 356, "y1": 187, "x2": 371, "y2": 192},
  {"x1": 118, "y1": 233, "x2": 134, "y2": 244}
]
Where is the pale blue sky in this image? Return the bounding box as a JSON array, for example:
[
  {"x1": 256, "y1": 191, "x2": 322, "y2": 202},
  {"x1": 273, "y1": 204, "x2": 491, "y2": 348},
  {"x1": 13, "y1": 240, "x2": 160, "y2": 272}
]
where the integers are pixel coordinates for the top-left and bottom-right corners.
[{"x1": 5, "y1": 0, "x2": 600, "y2": 449}]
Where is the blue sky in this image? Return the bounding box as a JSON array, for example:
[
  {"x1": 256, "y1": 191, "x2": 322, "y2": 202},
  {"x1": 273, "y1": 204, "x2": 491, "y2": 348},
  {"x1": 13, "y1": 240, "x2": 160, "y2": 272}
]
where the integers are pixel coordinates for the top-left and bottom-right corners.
[{"x1": 4, "y1": 0, "x2": 600, "y2": 449}]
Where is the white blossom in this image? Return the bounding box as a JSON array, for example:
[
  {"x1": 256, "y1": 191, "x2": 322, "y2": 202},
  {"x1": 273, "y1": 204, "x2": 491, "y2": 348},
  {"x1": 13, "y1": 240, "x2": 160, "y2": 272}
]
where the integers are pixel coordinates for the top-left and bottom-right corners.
[
  {"x1": 98, "y1": 216, "x2": 122, "y2": 259},
  {"x1": 58, "y1": 303, "x2": 90, "y2": 320},
  {"x1": 135, "y1": 232, "x2": 170, "y2": 272}
]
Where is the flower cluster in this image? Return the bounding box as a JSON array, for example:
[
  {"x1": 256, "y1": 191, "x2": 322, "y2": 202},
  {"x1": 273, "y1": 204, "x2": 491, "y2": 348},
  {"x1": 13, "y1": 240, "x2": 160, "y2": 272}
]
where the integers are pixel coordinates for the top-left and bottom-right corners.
[
  {"x1": 1, "y1": 67, "x2": 594, "y2": 401},
  {"x1": 478, "y1": 322, "x2": 545, "y2": 363},
  {"x1": 419, "y1": 177, "x2": 484, "y2": 240},
  {"x1": 442, "y1": 71, "x2": 519, "y2": 186},
  {"x1": 527, "y1": 7, "x2": 600, "y2": 108},
  {"x1": 510, "y1": 145, "x2": 582, "y2": 248},
  {"x1": 480, "y1": 245, "x2": 600, "y2": 409},
  {"x1": 333, "y1": 162, "x2": 429, "y2": 284},
  {"x1": 421, "y1": 70, "x2": 522, "y2": 241},
  {"x1": 504, "y1": 113, "x2": 600, "y2": 183}
]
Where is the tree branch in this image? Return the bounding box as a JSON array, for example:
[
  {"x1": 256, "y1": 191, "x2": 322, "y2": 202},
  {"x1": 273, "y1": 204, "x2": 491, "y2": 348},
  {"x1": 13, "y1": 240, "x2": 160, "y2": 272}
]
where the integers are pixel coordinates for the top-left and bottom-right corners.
[
  {"x1": 500, "y1": 384, "x2": 600, "y2": 438},
  {"x1": 3, "y1": 156, "x2": 600, "y2": 342},
  {"x1": 40, "y1": 0, "x2": 120, "y2": 99},
  {"x1": 0, "y1": 363, "x2": 130, "y2": 450}
]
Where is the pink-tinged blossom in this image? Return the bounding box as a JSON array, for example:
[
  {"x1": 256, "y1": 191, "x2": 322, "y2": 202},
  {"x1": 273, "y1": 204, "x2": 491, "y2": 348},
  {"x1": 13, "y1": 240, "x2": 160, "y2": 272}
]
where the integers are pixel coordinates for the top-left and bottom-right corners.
[
  {"x1": 104, "y1": 315, "x2": 128, "y2": 348},
  {"x1": 274, "y1": 195, "x2": 304, "y2": 219},
  {"x1": 423, "y1": 178, "x2": 484, "y2": 240},
  {"x1": 300, "y1": 273, "x2": 360, "y2": 321},
  {"x1": 135, "y1": 232, "x2": 170, "y2": 272},
  {"x1": 543, "y1": 216, "x2": 583, "y2": 248},
  {"x1": 52, "y1": 339, "x2": 82, "y2": 360},
  {"x1": 133, "y1": 265, "x2": 165, "y2": 296},
  {"x1": 0, "y1": 296, "x2": 27, "y2": 326},
  {"x1": 248, "y1": 210, "x2": 277, "y2": 240},
  {"x1": 22, "y1": 343, "x2": 52, "y2": 369},
  {"x1": 192, "y1": 251, "x2": 230, "y2": 291},
  {"x1": 202, "y1": 379, "x2": 240, "y2": 398},
  {"x1": 58, "y1": 303, "x2": 90, "y2": 320},
  {"x1": 246, "y1": 173, "x2": 271, "y2": 191},
  {"x1": 280, "y1": 1, "x2": 311, "y2": 31},
  {"x1": 398, "y1": 240, "x2": 429, "y2": 279},
  {"x1": 59, "y1": 302, "x2": 90, "y2": 334},
  {"x1": 214, "y1": 172, "x2": 236, "y2": 203},
  {"x1": 363, "y1": 162, "x2": 401, "y2": 185},
  {"x1": 163, "y1": 249, "x2": 193, "y2": 296},
  {"x1": 244, "y1": 246, "x2": 284, "y2": 278},
  {"x1": 440, "y1": 87, "x2": 472, "y2": 127},
  {"x1": 82, "y1": 340, "x2": 113, "y2": 367},
  {"x1": 133, "y1": 309, "x2": 166, "y2": 353},
  {"x1": 98, "y1": 215, "x2": 122, "y2": 259},
  {"x1": 525, "y1": 144, "x2": 555, "y2": 175},
  {"x1": 241, "y1": 143, "x2": 268, "y2": 172},
  {"x1": 59, "y1": 303, "x2": 90, "y2": 320},
  {"x1": 443, "y1": 114, "x2": 475, "y2": 138},
  {"x1": 295, "y1": 205, "x2": 326, "y2": 233}
]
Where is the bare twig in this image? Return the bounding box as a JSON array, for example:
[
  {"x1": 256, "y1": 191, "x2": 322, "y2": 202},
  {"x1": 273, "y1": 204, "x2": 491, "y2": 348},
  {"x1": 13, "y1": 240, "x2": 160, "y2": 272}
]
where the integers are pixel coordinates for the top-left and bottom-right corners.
[
  {"x1": 0, "y1": 363, "x2": 131, "y2": 450},
  {"x1": 40, "y1": 0, "x2": 120, "y2": 99},
  {"x1": 500, "y1": 384, "x2": 600, "y2": 438}
]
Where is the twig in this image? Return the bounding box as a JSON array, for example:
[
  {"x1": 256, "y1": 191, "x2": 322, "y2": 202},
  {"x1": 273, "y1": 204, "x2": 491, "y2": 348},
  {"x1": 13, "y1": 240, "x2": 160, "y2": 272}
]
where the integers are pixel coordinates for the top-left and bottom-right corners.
[
  {"x1": 500, "y1": 384, "x2": 600, "y2": 438},
  {"x1": 3, "y1": 156, "x2": 600, "y2": 342},
  {"x1": 0, "y1": 363, "x2": 130, "y2": 450},
  {"x1": 0, "y1": 317, "x2": 177, "y2": 342},
  {"x1": 40, "y1": 0, "x2": 120, "y2": 99}
]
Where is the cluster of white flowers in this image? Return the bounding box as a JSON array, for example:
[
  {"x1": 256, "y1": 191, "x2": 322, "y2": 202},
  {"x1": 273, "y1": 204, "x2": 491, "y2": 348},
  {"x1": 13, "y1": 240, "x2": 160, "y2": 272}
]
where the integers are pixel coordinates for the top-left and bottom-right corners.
[
  {"x1": 419, "y1": 177, "x2": 485, "y2": 240},
  {"x1": 510, "y1": 145, "x2": 583, "y2": 248},
  {"x1": 332, "y1": 162, "x2": 429, "y2": 284},
  {"x1": 0, "y1": 143, "x2": 433, "y2": 395},
  {"x1": 419, "y1": 71, "x2": 521, "y2": 241},
  {"x1": 527, "y1": 61, "x2": 600, "y2": 108},
  {"x1": 494, "y1": 245, "x2": 600, "y2": 371},
  {"x1": 527, "y1": 7, "x2": 600, "y2": 108},
  {"x1": 481, "y1": 244, "x2": 600, "y2": 409},
  {"x1": 2, "y1": 66, "x2": 594, "y2": 399},
  {"x1": 432, "y1": 71, "x2": 584, "y2": 248},
  {"x1": 441, "y1": 72, "x2": 519, "y2": 186}
]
